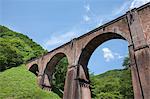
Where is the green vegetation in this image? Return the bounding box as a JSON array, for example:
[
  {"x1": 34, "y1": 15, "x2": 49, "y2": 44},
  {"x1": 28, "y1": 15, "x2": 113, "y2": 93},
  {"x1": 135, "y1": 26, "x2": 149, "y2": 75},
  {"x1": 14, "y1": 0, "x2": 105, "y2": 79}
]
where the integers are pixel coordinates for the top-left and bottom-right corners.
[
  {"x1": 0, "y1": 25, "x2": 47, "y2": 71},
  {"x1": 0, "y1": 40, "x2": 23, "y2": 71},
  {"x1": 0, "y1": 25, "x2": 59, "y2": 98},
  {"x1": 123, "y1": 56, "x2": 130, "y2": 68},
  {"x1": 0, "y1": 64, "x2": 60, "y2": 99},
  {"x1": 90, "y1": 56, "x2": 134, "y2": 99},
  {"x1": 52, "y1": 57, "x2": 68, "y2": 97},
  {"x1": 90, "y1": 69, "x2": 134, "y2": 99}
]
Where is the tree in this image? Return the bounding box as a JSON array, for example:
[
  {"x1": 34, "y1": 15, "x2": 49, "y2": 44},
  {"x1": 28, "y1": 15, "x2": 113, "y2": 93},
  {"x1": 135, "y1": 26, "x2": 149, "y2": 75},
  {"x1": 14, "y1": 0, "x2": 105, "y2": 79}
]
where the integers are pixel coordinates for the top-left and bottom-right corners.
[
  {"x1": 52, "y1": 57, "x2": 68, "y2": 98},
  {"x1": 119, "y1": 69, "x2": 134, "y2": 99},
  {"x1": 120, "y1": 56, "x2": 134, "y2": 98},
  {"x1": 122, "y1": 56, "x2": 130, "y2": 69},
  {"x1": 0, "y1": 25, "x2": 10, "y2": 33},
  {"x1": 0, "y1": 40, "x2": 23, "y2": 71},
  {"x1": 0, "y1": 25, "x2": 46, "y2": 71}
]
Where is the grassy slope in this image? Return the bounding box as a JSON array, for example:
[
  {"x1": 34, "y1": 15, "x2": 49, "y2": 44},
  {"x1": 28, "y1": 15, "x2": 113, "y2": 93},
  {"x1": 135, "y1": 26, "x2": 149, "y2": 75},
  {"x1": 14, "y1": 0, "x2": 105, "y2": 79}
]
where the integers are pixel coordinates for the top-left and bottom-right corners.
[
  {"x1": 0, "y1": 26, "x2": 60, "y2": 98},
  {"x1": 0, "y1": 64, "x2": 60, "y2": 99}
]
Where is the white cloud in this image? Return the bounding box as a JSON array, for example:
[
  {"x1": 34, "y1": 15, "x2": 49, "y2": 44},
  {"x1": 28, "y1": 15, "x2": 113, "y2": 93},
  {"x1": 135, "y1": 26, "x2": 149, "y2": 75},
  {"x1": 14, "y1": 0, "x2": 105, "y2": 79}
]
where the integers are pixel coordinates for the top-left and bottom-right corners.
[
  {"x1": 83, "y1": 4, "x2": 103, "y2": 25},
  {"x1": 83, "y1": 15, "x2": 91, "y2": 22},
  {"x1": 130, "y1": 0, "x2": 150, "y2": 9},
  {"x1": 114, "y1": 53, "x2": 124, "y2": 59},
  {"x1": 84, "y1": 4, "x2": 90, "y2": 12},
  {"x1": 83, "y1": 3, "x2": 91, "y2": 23},
  {"x1": 102, "y1": 48, "x2": 125, "y2": 62},
  {"x1": 96, "y1": 19, "x2": 103, "y2": 27},
  {"x1": 44, "y1": 31, "x2": 78, "y2": 48},
  {"x1": 112, "y1": 0, "x2": 150, "y2": 17},
  {"x1": 102, "y1": 48, "x2": 114, "y2": 62},
  {"x1": 113, "y1": 1, "x2": 131, "y2": 16}
]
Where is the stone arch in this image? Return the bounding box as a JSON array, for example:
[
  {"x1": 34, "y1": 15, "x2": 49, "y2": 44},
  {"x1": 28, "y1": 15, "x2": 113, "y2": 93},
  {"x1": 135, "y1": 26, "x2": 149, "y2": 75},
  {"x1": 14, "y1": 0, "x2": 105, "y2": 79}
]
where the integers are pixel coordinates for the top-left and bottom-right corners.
[
  {"x1": 29, "y1": 64, "x2": 39, "y2": 76},
  {"x1": 77, "y1": 32, "x2": 130, "y2": 99},
  {"x1": 78, "y1": 32, "x2": 128, "y2": 81},
  {"x1": 42, "y1": 52, "x2": 69, "y2": 96}
]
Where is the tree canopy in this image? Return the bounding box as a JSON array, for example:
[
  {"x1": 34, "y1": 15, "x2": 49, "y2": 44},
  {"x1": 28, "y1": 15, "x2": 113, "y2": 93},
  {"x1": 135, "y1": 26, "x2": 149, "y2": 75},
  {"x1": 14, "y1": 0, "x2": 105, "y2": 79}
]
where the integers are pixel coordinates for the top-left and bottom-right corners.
[{"x1": 0, "y1": 25, "x2": 46, "y2": 71}]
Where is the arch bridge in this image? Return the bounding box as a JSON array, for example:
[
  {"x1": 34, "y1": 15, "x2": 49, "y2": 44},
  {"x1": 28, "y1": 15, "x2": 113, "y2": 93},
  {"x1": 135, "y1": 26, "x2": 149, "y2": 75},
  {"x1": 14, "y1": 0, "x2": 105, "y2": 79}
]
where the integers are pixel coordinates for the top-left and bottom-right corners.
[{"x1": 26, "y1": 3, "x2": 150, "y2": 99}]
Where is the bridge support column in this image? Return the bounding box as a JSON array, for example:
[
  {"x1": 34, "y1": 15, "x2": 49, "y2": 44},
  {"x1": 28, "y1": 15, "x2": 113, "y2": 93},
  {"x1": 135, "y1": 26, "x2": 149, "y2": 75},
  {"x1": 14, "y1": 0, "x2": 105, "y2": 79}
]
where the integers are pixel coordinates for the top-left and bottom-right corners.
[
  {"x1": 134, "y1": 47, "x2": 150, "y2": 99},
  {"x1": 41, "y1": 74, "x2": 52, "y2": 91},
  {"x1": 37, "y1": 74, "x2": 42, "y2": 87},
  {"x1": 63, "y1": 65, "x2": 80, "y2": 99},
  {"x1": 78, "y1": 79, "x2": 91, "y2": 99},
  {"x1": 129, "y1": 46, "x2": 150, "y2": 99},
  {"x1": 63, "y1": 64, "x2": 92, "y2": 99},
  {"x1": 129, "y1": 45, "x2": 144, "y2": 99},
  {"x1": 37, "y1": 73, "x2": 52, "y2": 91},
  {"x1": 127, "y1": 9, "x2": 150, "y2": 99}
]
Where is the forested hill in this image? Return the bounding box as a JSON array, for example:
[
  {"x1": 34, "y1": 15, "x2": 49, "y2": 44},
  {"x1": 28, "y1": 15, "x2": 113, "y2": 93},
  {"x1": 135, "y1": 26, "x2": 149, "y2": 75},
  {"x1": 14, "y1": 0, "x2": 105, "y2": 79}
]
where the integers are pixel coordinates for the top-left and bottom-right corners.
[
  {"x1": 0, "y1": 25, "x2": 60, "y2": 98},
  {"x1": 0, "y1": 25, "x2": 47, "y2": 71},
  {"x1": 90, "y1": 69, "x2": 134, "y2": 99}
]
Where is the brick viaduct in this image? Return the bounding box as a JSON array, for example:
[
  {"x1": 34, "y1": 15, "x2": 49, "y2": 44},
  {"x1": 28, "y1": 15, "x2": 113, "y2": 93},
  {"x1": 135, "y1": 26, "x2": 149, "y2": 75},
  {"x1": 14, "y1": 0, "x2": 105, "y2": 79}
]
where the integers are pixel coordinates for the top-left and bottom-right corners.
[{"x1": 26, "y1": 3, "x2": 150, "y2": 99}]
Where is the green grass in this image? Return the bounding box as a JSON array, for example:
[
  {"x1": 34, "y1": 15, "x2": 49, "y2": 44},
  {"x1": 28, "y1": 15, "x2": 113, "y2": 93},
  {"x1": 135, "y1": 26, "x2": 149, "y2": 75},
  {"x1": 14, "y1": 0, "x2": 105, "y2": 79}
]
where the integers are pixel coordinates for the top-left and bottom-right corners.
[{"x1": 0, "y1": 64, "x2": 60, "y2": 99}]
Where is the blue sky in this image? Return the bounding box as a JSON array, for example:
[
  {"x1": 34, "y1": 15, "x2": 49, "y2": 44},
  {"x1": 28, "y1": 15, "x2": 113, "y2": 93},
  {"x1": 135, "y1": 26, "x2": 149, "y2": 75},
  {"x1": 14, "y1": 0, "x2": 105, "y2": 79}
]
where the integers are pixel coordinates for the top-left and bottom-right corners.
[{"x1": 0, "y1": 0, "x2": 150, "y2": 74}]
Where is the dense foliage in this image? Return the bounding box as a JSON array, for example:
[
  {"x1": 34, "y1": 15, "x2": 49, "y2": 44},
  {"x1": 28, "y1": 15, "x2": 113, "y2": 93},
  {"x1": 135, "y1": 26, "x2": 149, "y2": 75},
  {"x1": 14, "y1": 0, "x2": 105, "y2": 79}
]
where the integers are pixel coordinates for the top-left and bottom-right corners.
[
  {"x1": 123, "y1": 56, "x2": 130, "y2": 68},
  {"x1": 0, "y1": 40, "x2": 23, "y2": 71},
  {"x1": 52, "y1": 57, "x2": 68, "y2": 97},
  {"x1": 90, "y1": 69, "x2": 134, "y2": 99},
  {"x1": 90, "y1": 55, "x2": 133, "y2": 99},
  {"x1": 0, "y1": 25, "x2": 47, "y2": 71},
  {"x1": 0, "y1": 65, "x2": 60, "y2": 99}
]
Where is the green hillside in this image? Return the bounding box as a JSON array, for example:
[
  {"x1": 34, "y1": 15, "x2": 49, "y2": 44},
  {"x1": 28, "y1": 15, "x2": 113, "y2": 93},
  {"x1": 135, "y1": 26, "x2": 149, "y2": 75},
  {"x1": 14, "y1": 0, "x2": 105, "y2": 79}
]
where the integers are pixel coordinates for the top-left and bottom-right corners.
[
  {"x1": 0, "y1": 64, "x2": 60, "y2": 99},
  {"x1": 0, "y1": 25, "x2": 47, "y2": 71},
  {"x1": 0, "y1": 25, "x2": 60, "y2": 98},
  {"x1": 90, "y1": 69, "x2": 134, "y2": 99}
]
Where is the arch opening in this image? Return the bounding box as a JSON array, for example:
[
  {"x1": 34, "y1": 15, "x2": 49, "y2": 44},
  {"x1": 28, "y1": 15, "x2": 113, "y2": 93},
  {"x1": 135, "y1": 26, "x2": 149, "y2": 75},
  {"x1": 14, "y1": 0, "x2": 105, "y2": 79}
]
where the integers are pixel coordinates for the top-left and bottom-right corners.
[
  {"x1": 78, "y1": 32, "x2": 126, "y2": 79},
  {"x1": 43, "y1": 53, "x2": 69, "y2": 98},
  {"x1": 29, "y1": 64, "x2": 39, "y2": 76},
  {"x1": 78, "y1": 32, "x2": 134, "y2": 98}
]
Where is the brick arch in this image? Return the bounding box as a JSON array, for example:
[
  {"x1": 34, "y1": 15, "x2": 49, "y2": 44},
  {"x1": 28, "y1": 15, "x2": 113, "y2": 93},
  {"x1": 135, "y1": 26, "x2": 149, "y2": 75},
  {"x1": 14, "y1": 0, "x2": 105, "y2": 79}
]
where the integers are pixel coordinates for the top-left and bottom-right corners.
[
  {"x1": 41, "y1": 52, "x2": 69, "y2": 92},
  {"x1": 78, "y1": 32, "x2": 128, "y2": 80},
  {"x1": 29, "y1": 64, "x2": 39, "y2": 76},
  {"x1": 45, "y1": 53, "x2": 67, "y2": 73}
]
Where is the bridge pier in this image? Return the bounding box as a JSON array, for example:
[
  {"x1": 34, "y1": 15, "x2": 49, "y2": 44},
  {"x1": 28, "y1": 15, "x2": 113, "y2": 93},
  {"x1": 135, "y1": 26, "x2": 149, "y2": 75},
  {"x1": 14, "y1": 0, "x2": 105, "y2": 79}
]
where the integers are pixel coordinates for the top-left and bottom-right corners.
[
  {"x1": 127, "y1": 8, "x2": 150, "y2": 99},
  {"x1": 63, "y1": 64, "x2": 92, "y2": 99},
  {"x1": 63, "y1": 65, "x2": 78, "y2": 99},
  {"x1": 134, "y1": 47, "x2": 150, "y2": 99},
  {"x1": 129, "y1": 45, "x2": 150, "y2": 99},
  {"x1": 129, "y1": 45, "x2": 143, "y2": 99},
  {"x1": 37, "y1": 73, "x2": 52, "y2": 91},
  {"x1": 78, "y1": 79, "x2": 91, "y2": 99}
]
